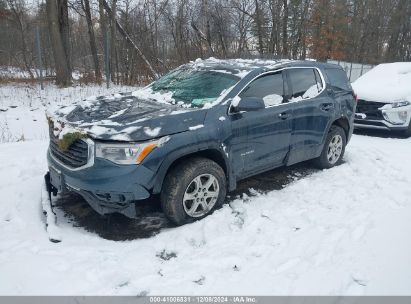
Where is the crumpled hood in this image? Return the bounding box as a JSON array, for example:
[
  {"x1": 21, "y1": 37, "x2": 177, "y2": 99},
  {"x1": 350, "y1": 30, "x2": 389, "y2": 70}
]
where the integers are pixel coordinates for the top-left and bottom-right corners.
[{"x1": 51, "y1": 91, "x2": 206, "y2": 141}]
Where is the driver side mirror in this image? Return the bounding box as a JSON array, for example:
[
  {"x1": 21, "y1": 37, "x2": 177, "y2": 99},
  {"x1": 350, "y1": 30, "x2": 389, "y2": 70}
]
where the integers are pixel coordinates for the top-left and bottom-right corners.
[{"x1": 232, "y1": 96, "x2": 265, "y2": 113}]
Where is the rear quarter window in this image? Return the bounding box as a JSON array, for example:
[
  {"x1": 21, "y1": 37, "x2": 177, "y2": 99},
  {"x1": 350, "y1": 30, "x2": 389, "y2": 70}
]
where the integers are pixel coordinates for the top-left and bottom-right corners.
[
  {"x1": 325, "y1": 68, "x2": 352, "y2": 92},
  {"x1": 287, "y1": 68, "x2": 323, "y2": 101}
]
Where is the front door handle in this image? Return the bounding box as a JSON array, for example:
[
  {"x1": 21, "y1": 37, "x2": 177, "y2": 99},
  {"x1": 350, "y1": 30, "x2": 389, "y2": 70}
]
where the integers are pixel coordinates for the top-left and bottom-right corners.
[
  {"x1": 278, "y1": 112, "x2": 291, "y2": 120},
  {"x1": 320, "y1": 103, "x2": 334, "y2": 111}
]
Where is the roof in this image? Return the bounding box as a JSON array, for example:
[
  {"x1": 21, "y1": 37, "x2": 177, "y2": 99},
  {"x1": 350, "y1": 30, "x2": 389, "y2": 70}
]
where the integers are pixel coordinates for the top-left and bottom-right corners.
[{"x1": 185, "y1": 57, "x2": 340, "y2": 78}]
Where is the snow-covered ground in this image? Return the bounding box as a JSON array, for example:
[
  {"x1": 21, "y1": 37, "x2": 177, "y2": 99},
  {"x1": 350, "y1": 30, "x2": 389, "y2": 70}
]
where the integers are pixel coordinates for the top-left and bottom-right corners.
[
  {"x1": 0, "y1": 83, "x2": 135, "y2": 142},
  {"x1": 0, "y1": 84, "x2": 411, "y2": 295}
]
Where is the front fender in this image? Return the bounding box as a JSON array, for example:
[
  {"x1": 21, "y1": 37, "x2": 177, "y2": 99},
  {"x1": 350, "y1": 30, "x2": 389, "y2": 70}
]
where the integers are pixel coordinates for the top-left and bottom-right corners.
[
  {"x1": 151, "y1": 142, "x2": 233, "y2": 194},
  {"x1": 141, "y1": 129, "x2": 233, "y2": 194}
]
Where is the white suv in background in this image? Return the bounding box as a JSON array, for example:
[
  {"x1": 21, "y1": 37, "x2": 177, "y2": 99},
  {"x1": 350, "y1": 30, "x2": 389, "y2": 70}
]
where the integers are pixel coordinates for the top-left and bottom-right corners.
[{"x1": 352, "y1": 62, "x2": 411, "y2": 137}]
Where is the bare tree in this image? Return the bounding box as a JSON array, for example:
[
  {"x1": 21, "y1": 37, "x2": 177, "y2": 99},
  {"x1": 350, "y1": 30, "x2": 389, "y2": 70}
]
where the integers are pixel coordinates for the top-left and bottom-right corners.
[
  {"x1": 82, "y1": 0, "x2": 101, "y2": 82},
  {"x1": 46, "y1": 0, "x2": 71, "y2": 86},
  {"x1": 282, "y1": 0, "x2": 288, "y2": 57},
  {"x1": 6, "y1": 0, "x2": 34, "y2": 79},
  {"x1": 1, "y1": 0, "x2": 410, "y2": 85}
]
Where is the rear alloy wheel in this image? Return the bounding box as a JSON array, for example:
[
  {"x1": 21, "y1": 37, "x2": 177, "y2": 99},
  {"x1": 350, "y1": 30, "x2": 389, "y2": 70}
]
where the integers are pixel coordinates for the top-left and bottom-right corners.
[
  {"x1": 327, "y1": 134, "x2": 343, "y2": 165},
  {"x1": 314, "y1": 125, "x2": 347, "y2": 169},
  {"x1": 161, "y1": 157, "x2": 226, "y2": 225}
]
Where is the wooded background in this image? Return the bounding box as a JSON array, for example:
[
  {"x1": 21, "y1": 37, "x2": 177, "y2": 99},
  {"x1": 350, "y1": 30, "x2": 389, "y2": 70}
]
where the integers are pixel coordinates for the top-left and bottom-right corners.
[{"x1": 0, "y1": 0, "x2": 410, "y2": 86}]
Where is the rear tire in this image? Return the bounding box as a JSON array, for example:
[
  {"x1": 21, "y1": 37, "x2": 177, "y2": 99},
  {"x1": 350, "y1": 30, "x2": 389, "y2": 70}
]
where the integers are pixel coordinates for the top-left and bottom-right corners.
[
  {"x1": 314, "y1": 125, "x2": 347, "y2": 169},
  {"x1": 160, "y1": 157, "x2": 227, "y2": 226}
]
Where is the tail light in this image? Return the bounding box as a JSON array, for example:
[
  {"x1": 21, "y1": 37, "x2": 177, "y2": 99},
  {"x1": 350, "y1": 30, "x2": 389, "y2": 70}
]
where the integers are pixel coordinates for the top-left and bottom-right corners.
[{"x1": 353, "y1": 92, "x2": 358, "y2": 102}]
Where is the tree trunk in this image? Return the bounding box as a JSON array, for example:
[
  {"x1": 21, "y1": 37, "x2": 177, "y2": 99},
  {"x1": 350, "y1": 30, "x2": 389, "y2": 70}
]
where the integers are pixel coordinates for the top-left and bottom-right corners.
[
  {"x1": 109, "y1": 0, "x2": 117, "y2": 83},
  {"x1": 98, "y1": 0, "x2": 108, "y2": 83},
  {"x1": 6, "y1": 0, "x2": 34, "y2": 79},
  {"x1": 282, "y1": 0, "x2": 288, "y2": 58},
  {"x1": 101, "y1": 0, "x2": 158, "y2": 79},
  {"x1": 46, "y1": 0, "x2": 71, "y2": 86},
  {"x1": 59, "y1": 0, "x2": 71, "y2": 74},
  {"x1": 204, "y1": 0, "x2": 213, "y2": 56},
  {"x1": 83, "y1": 0, "x2": 101, "y2": 82},
  {"x1": 255, "y1": 0, "x2": 264, "y2": 55}
]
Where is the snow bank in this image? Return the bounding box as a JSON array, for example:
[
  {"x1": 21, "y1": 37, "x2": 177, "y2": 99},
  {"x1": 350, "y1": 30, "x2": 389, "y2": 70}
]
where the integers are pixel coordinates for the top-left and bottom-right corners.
[
  {"x1": 352, "y1": 62, "x2": 411, "y2": 103},
  {"x1": 0, "y1": 66, "x2": 88, "y2": 81}
]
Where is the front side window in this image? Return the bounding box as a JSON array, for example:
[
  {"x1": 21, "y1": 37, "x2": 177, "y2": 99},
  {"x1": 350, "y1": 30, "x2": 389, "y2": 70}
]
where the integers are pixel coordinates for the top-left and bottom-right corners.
[
  {"x1": 288, "y1": 68, "x2": 323, "y2": 101},
  {"x1": 151, "y1": 68, "x2": 240, "y2": 108},
  {"x1": 240, "y1": 72, "x2": 284, "y2": 107}
]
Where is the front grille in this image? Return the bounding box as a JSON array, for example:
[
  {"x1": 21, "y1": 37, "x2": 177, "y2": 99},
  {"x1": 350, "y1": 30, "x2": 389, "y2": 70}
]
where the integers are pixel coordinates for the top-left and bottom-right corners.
[
  {"x1": 356, "y1": 100, "x2": 387, "y2": 120},
  {"x1": 49, "y1": 127, "x2": 89, "y2": 168}
]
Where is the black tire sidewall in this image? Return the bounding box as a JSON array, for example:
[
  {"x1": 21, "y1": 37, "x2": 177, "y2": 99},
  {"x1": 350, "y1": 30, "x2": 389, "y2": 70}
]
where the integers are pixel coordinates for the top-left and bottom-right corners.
[
  {"x1": 317, "y1": 126, "x2": 347, "y2": 169},
  {"x1": 161, "y1": 158, "x2": 227, "y2": 225}
]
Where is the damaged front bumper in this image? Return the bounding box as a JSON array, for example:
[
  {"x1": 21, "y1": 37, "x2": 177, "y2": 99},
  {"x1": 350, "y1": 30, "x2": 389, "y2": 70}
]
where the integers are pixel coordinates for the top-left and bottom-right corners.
[{"x1": 47, "y1": 148, "x2": 154, "y2": 218}]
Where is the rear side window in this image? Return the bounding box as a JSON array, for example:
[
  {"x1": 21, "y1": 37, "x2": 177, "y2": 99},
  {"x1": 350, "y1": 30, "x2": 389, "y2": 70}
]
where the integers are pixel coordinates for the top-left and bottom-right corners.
[
  {"x1": 325, "y1": 68, "x2": 352, "y2": 92},
  {"x1": 287, "y1": 68, "x2": 323, "y2": 101},
  {"x1": 240, "y1": 72, "x2": 284, "y2": 107}
]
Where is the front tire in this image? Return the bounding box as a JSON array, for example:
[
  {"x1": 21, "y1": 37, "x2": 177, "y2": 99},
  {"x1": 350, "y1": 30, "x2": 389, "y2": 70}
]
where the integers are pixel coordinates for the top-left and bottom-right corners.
[
  {"x1": 160, "y1": 157, "x2": 227, "y2": 226},
  {"x1": 314, "y1": 125, "x2": 347, "y2": 169}
]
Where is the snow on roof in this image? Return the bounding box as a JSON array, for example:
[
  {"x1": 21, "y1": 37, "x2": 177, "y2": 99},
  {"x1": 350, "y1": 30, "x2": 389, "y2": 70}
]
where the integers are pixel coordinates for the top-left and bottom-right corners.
[
  {"x1": 187, "y1": 57, "x2": 291, "y2": 77},
  {"x1": 352, "y1": 62, "x2": 411, "y2": 103}
]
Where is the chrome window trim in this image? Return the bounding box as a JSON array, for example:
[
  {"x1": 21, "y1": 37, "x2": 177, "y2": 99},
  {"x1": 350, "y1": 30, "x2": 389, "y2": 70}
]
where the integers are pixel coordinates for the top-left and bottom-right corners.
[
  {"x1": 49, "y1": 138, "x2": 95, "y2": 172},
  {"x1": 228, "y1": 66, "x2": 326, "y2": 114}
]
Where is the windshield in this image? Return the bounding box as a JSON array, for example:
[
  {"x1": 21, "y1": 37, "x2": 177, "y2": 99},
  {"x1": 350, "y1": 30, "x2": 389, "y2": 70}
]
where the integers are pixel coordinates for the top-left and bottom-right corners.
[{"x1": 151, "y1": 68, "x2": 240, "y2": 107}]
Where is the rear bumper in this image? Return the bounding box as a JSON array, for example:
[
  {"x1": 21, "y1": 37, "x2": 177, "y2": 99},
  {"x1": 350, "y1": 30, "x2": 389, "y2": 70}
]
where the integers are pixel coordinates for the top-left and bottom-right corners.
[{"x1": 47, "y1": 149, "x2": 154, "y2": 218}]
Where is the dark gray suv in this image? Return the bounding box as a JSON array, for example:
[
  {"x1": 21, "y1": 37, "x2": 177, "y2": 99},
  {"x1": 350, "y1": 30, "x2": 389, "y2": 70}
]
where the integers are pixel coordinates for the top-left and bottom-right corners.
[{"x1": 46, "y1": 59, "x2": 356, "y2": 225}]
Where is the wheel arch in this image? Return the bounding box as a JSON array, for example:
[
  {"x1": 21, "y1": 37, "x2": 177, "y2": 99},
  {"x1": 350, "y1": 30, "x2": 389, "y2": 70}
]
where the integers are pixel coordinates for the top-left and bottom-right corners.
[
  {"x1": 316, "y1": 116, "x2": 351, "y2": 158},
  {"x1": 152, "y1": 147, "x2": 233, "y2": 194},
  {"x1": 330, "y1": 116, "x2": 350, "y2": 140}
]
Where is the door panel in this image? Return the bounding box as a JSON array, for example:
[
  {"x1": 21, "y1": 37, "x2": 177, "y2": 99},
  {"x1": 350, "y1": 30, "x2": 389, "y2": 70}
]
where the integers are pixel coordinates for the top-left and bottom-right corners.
[
  {"x1": 291, "y1": 95, "x2": 335, "y2": 148},
  {"x1": 230, "y1": 71, "x2": 293, "y2": 175},
  {"x1": 228, "y1": 113, "x2": 250, "y2": 178},
  {"x1": 243, "y1": 104, "x2": 293, "y2": 174},
  {"x1": 285, "y1": 68, "x2": 334, "y2": 164}
]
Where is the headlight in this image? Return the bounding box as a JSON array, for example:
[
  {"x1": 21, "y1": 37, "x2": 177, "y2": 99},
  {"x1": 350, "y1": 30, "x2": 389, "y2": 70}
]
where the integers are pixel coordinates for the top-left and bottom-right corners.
[
  {"x1": 392, "y1": 101, "x2": 410, "y2": 108},
  {"x1": 96, "y1": 141, "x2": 158, "y2": 165},
  {"x1": 381, "y1": 101, "x2": 410, "y2": 125}
]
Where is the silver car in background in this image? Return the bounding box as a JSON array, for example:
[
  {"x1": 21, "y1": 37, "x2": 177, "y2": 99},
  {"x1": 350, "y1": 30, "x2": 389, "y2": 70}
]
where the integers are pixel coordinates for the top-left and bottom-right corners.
[{"x1": 352, "y1": 62, "x2": 411, "y2": 137}]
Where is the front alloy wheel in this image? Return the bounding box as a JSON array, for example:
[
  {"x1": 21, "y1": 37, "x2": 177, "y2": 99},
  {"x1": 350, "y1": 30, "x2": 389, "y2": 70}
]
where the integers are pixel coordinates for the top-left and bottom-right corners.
[
  {"x1": 161, "y1": 157, "x2": 227, "y2": 225},
  {"x1": 183, "y1": 174, "x2": 220, "y2": 218}
]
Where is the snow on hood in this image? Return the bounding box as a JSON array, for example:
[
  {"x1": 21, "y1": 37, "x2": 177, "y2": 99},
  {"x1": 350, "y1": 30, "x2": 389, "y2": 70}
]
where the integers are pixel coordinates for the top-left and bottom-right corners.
[
  {"x1": 48, "y1": 89, "x2": 206, "y2": 141},
  {"x1": 352, "y1": 62, "x2": 411, "y2": 103}
]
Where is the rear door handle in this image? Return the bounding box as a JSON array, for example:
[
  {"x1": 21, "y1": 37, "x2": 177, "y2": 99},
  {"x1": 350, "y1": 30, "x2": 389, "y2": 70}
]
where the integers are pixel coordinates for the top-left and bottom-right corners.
[
  {"x1": 320, "y1": 103, "x2": 334, "y2": 111},
  {"x1": 278, "y1": 112, "x2": 291, "y2": 120}
]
